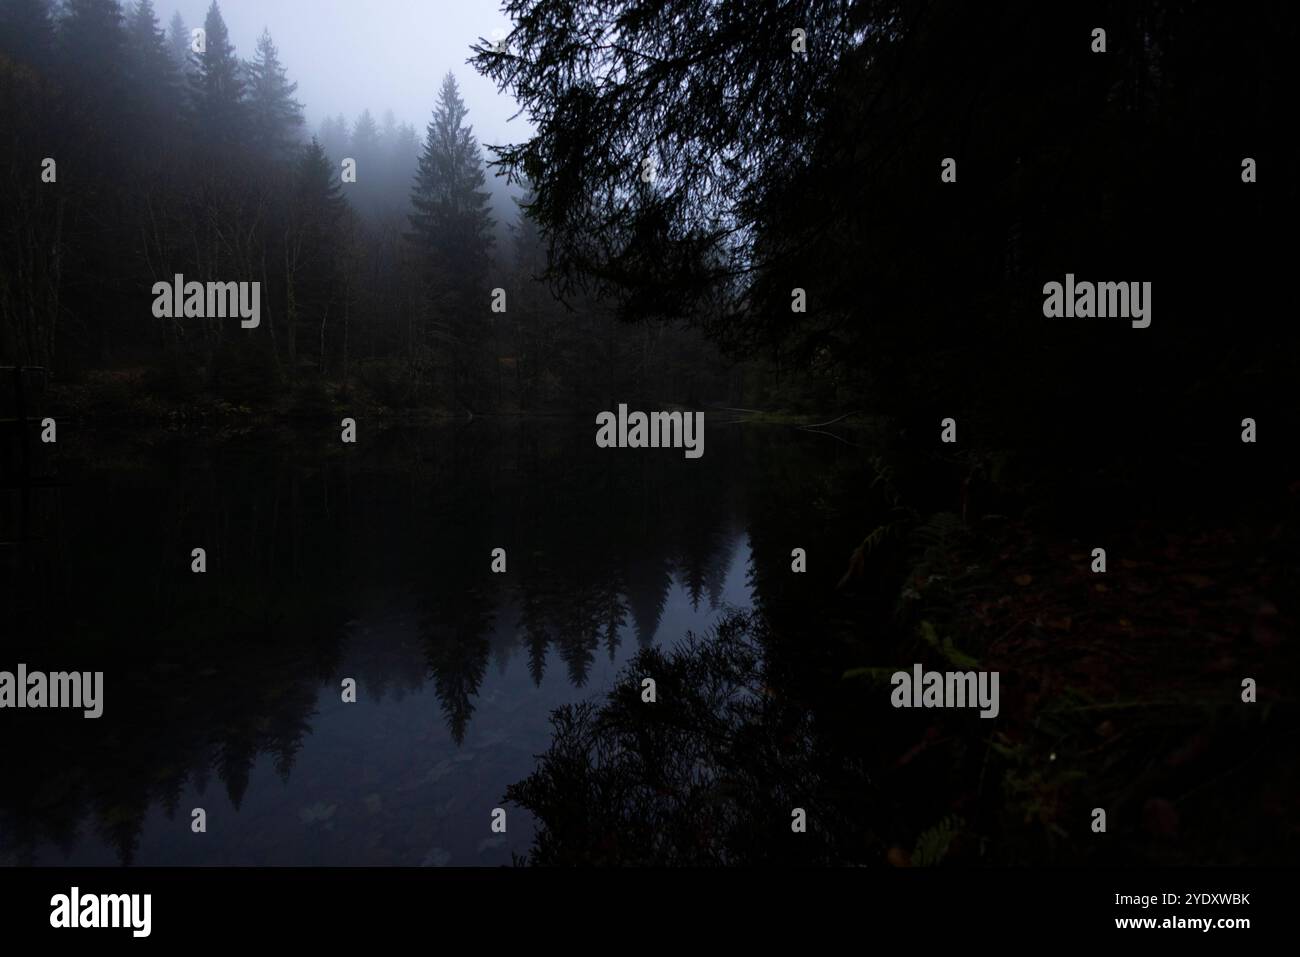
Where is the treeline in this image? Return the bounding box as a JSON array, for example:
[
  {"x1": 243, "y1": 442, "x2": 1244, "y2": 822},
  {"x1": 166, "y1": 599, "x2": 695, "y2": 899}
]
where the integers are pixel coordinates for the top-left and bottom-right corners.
[{"x1": 0, "y1": 0, "x2": 735, "y2": 415}]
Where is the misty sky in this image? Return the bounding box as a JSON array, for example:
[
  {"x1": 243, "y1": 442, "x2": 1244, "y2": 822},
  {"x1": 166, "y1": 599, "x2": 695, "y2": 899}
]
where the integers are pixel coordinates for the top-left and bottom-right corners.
[{"x1": 166, "y1": 0, "x2": 526, "y2": 148}]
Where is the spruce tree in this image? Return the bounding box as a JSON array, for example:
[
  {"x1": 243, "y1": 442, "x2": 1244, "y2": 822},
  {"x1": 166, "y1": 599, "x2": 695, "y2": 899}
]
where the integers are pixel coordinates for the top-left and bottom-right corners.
[
  {"x1": 348, "y1": 108, "x2": 381, "y2": 213},
  {"x1": 245, "y1": 28, "x2": 304, "y2": 160},
  {"x1": 408, "y1": 72, "x2": 494, "y2": 287},
  {"x1": 284, "y1": 139, "x2": 348, "y2": 367},
  {"x1": 166, "y1": 11, "x2": 190, "y2": 74},
  {"x1": 123, "y1": 0, "x2": 179, "y2": 139},
  {"x1": 386, "y1": 121, "x2": 421, "y2": 211},
  {"x1": 189, "y1": 1, "x2": 244, "y2": 149},
  {"x1": 350, "y1": 109, "x2": 380, "y2": 163},
  {"x1": 408, "y1": 73, "x2": 495, "y2": 407},
  {"x1": 58, "y1": 0, "x2": 125, "y2": 124},
  {"x1": 318, "y1": 111, "x2": 349, "y2": 164},
  {"x1": 295, "y1": 139, "x2": 347, "y2": 223}
]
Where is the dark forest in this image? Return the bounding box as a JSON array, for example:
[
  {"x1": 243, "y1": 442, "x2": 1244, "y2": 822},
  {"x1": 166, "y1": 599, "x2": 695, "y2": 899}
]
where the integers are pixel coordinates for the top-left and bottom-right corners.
[{"x1": 1, "y1": 0, "x2": 1298, "y2": 907}]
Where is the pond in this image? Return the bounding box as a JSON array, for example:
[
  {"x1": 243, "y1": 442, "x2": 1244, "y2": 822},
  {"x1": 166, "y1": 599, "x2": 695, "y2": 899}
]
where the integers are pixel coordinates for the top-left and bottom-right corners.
[{"x1": 2, "y1": 416, "x2": 874, "y2": 865}]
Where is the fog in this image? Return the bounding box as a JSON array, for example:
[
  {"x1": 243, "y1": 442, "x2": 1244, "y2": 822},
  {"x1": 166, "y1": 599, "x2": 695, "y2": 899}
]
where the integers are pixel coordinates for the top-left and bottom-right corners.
[{"x1": 167, "y1": 0, "x2": 525, "y2": 147}]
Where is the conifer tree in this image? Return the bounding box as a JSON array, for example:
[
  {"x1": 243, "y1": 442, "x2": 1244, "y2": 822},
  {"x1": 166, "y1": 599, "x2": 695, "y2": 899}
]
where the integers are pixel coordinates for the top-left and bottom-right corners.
[
  {"x1": 351, "y1": 108, "x2": 380, "y2": 153},
  {"x1": 58, "y1": 0, "x2": 125, "y2": 124},
  {"x1": 386, "y1": 121, "x2": 420, "y2": 211},
  {"x1": 408, "y1": 72, "x2": 495, "y2": 406},
  {"x1": 245, "y1": 28, "x2": 304, "y2": 160},
  {"x1": 318, "y1": 111, "x2": 349, "y2": 164},
  {"x1": 123, "y1": 0, "x2": 179, "y2": 139},
  {"x1": 284, "y1": 139, "x2": 348, "y2": 367},
  {"x1": 408, "y1": 72, "x2": 494, "y2": 287},
  {"x1": 348, "y1": 108, "x2": 381, "y2": 212},
  {"x1": 189, "y1": 1, "x2": 245, "y2": 149},
  {"x1": 166, "y1": 11, "x2": 190, "y2": 74}
]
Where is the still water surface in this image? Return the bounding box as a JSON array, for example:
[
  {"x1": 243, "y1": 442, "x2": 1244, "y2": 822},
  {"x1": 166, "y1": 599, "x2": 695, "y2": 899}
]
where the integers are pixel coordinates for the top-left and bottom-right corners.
[{"x1": 3, "y1": 417, "x2": 868, "y2": 865}]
